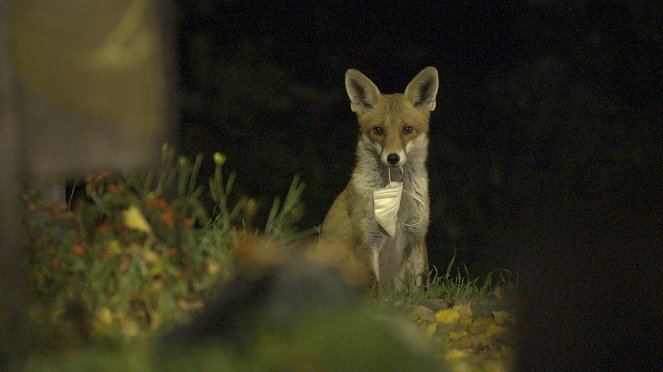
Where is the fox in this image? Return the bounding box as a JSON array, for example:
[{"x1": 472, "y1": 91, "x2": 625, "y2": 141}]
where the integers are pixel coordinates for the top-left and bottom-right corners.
[{"x1": 320, "y1": 67, "x2": 439, "y2": 290}]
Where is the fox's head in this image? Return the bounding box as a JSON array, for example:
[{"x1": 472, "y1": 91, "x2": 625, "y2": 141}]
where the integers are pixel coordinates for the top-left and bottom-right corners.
[{"x1": 345, "y1": 67, "x2": 439, "y2": 168}]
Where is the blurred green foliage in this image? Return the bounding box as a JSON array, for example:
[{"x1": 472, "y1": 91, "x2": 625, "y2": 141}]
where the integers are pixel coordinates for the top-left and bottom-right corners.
[{"x1": 22, "y1": 145, "x2": 307, "y2": 347}]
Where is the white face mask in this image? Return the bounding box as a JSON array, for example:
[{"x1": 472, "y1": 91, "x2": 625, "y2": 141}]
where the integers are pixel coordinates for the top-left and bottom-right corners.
[{"x1": 373, "y1": 168, "x2": 403, "y2": 238}]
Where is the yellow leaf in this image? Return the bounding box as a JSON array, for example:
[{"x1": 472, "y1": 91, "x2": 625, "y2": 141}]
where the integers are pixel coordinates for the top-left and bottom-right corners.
[
  {"x1": 122, "y1": 205, "x2": 152, "y2": 234},
  {"x1": 149, "y1": 260, "x2": 163, "y2": 276},
  {"x1": 206, "y1": 260, "x2": 219, "y2": 275},
  {"x1": 435, "y1": 308, "x2": 460, "y2": 324},
  {"x1": 95, "y1": 307, "x2": 113, "y2": 327},
  {"x1": 444, "y1": 348, "x2": 468, "y2": 361},
  {"x1": 425, "y1": 322, "x2": 438, "y2": 336},
  {"x1": 142, "y1": 249, "x2": 159, "y2": 264},
  {"x1": 108, "y1": 239, "x2": 123, "y2": 254},
  {"x1": 120, "y1": 318, "x2": 140, "y2": 337}
]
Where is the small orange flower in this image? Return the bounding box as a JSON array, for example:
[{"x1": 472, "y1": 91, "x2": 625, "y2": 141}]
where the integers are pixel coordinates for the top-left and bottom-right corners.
[
  {"x1": 51, "y1": 258, "x2": 61, "y2": 268},
  {"x1": 33, "y1": 268, "x2": 41, "y2": 279},
  {"x1": 147, "y1": 198, "x2": 168, "y2": 209},
  {"x1": 168, "y1": 247, "x2": 179, "y2": 257},
  {"x1": 44, "y1": 246, "x2": 56, "y2": 255},
  {"x1": 85, "y1": 173, "x2": 95, "y2": 183},
  {"x1": 108, "y1": 184, "x2": 121, "y2": 194},
  {"x1": 72, "y1": 244, "x2": 86, "y2": 256},
  {"x1": 104, "y1": 252, "x2": 114, "y2": 260},
  {"x1": 95, "y1": 171, "x2": 109, "y2": 182},
  {"x1": 183, "y1": 217, "x2": 194, "y2": 228},
  {"x1": 160, "y1": 211, "x2": 175, "y2": 228},
  {"x1": 27, "y1": 201, "x2": 38, "y2": 212},
  {"x1": 119, "y1": 259, "x2": 129, "y2": 272},
  {"x1": 98, "y1": 224, "x2": 111, "y2": 235},
  {"x1": 175, "y1": 269, "x2": 184, "y2": 278}
]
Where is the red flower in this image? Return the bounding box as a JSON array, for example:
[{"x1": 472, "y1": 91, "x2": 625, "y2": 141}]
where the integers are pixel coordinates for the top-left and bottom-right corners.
[
  {"x1": 147, "y1": 198, "x2": 168, "y2": 209},
  {"x1": 183, "y1": 217, "x2": 194, "y2": 228},
  {"x1": 27, "y1": 201, "x2": 38, "y2": 212},
  {"x1": 104, "y1": 252, "x2": 114, "y2": 260},
  {"x1": 72, "y1": 244, "x2": 86, "y2": 256},
  {"x1": 160, "y1": 211, "x2": 175, "y2": 228},
  {"x1": 108, "y1": 184, "x2": 121, "y2": 194},
  {"x1": 168, "y1": 247, "x2": 179, "y2": 257}
]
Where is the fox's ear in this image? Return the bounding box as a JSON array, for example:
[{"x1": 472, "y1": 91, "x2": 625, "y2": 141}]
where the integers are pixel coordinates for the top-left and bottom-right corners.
[
  {"x1": 345, "y1": 69, "x2": 381, "y2": 114},
  {"x1": 404, "y1": 66, "x2": 439, "y2": 112}
]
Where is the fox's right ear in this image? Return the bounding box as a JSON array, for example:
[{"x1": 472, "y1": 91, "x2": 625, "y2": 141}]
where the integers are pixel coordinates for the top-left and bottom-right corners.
[{"x1": 345, "y1": 69, "x2": 381, "y2": 115}]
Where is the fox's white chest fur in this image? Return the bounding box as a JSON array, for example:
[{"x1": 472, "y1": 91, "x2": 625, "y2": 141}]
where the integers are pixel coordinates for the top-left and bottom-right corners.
[{"x1": 351, "y1": 135, "x2": 430, "y2": 287}]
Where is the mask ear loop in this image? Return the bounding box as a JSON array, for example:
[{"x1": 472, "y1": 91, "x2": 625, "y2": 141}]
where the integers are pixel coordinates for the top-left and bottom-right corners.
[
  {"x1": 400, "y1": 166, "x2": 425, "y2": 227},
  {"x1": 386, "y1": 166, "x2": 404, "y2": 184}
]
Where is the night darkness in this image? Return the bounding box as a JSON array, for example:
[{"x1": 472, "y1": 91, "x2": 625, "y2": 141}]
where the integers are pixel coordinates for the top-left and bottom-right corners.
[{"x1": 174, "y1": 1, "x2": 660, "y2": 278}]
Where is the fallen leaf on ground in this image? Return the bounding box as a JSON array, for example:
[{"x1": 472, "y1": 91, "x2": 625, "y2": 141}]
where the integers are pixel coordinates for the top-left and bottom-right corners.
[{"x1": 435, "y1": 307, "x2": 460, "y2": 324}]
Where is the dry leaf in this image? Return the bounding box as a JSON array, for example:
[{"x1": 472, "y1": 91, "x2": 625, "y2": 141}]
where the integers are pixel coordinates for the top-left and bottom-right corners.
[
  {"x1": 122, "y1": 205, "x2": 152, "y2": 234},
  {"x1": 435, "y1": 307, "x2": 460, "y2": 324}
]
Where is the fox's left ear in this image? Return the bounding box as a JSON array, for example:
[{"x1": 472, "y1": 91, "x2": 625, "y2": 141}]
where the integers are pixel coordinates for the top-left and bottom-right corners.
[{"x1": 404, "y1": 66, "x2": 439, "y2": 112}]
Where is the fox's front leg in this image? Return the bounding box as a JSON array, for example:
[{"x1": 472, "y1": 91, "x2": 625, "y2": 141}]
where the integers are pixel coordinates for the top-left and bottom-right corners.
[
  {"x1": 393, "y1": 242, "x2": 428, "y2": 290},
  {"x1": 407, "y1": 241, "x2": 429, "y2": 287}
]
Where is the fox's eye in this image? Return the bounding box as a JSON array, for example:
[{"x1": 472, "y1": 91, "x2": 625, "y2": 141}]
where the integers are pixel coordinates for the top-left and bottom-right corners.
[
  {"x1": 372, "y1": 127, "x2": 384, "y2": 135},
  {"x1": 402, "y1": 126, "x2": 413, "y2": 135}
]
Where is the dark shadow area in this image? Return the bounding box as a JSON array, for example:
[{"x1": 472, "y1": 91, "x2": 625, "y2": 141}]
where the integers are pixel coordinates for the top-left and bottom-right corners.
[{"x1": 174, "y1": 0, "x2": 659, "y2": 275}]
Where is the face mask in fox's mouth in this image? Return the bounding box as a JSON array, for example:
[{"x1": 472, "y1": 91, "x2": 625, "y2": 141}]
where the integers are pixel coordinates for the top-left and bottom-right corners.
[{"x1": 373, "y1": 167, "x2": 425, "y2": 238}]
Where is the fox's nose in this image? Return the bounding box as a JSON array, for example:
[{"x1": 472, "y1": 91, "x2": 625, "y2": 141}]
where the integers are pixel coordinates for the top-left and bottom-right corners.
[{"x1": 387, "y1": 153, "x2": 400, "y2": 166}]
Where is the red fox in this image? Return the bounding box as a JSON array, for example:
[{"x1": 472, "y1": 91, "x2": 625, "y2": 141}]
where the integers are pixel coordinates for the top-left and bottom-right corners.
[{"x1": 320, "y1": 67, "x2": 439, "y2": 289}]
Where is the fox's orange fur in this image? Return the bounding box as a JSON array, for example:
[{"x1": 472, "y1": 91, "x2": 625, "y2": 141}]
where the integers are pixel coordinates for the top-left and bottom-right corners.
[{"x1": 320, "y1": 67, "x2": 439, "y2": 289}]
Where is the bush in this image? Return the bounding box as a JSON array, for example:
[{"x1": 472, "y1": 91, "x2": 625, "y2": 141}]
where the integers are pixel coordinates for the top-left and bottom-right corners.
[{"x1": 22, "y1": 144, "x2": 305, "y2": 343}]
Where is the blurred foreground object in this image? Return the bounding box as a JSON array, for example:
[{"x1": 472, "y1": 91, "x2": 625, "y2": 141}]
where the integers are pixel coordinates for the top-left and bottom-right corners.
[
  {"x1": 160, "y1": 234, "x2": 442, "y2": 371},
  {"x1": 0, "y1": 0, "x2": 174, "y2": 367},
  {"x1": 8, "y1": 0, "x2": 173, "y2": 178}
]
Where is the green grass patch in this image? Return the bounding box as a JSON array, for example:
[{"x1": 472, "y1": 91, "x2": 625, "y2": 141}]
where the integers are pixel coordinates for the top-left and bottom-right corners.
[{"x1": 378, "y1": 254, "x2": 516, "y2": 303}]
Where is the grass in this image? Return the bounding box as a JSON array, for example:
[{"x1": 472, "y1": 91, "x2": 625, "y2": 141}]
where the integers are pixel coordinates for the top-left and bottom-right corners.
[{"x1": 378, "y1": 253, "x2": 515, "y2": 303}]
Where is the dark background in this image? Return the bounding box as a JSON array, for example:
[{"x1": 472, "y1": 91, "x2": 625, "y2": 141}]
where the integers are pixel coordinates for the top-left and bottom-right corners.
[{"x1": 173, "y1": 0, "x2": 660, "y2": 275}]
